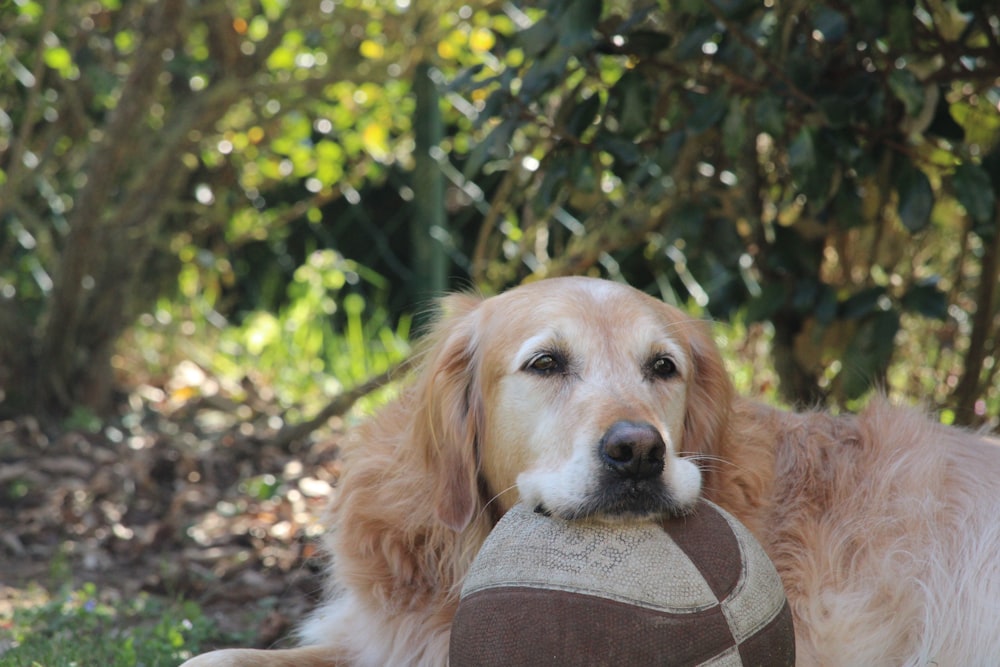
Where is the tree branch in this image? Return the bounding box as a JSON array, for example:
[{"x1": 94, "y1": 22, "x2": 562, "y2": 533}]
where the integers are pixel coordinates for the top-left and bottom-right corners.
[
  {"x1": 951, "y1": 204, "x2": 1000, "y2": 426},
  {"x1": 0, "y1": 0, "x2": 60, "y2": 201},
  {"x1": 271, "y1": 357, "x2": 416, "y2": 449}
]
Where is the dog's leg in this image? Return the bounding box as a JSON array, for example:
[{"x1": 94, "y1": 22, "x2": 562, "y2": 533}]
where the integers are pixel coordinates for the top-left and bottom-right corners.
[{"x1": 180, "y1": 646, "x2": 343, "y2": 667}]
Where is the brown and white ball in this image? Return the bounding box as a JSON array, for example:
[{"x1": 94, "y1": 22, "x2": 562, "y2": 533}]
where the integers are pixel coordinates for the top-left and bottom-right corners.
[{"x1": 450, "y1": 500, "x2": 794, "y2": 666}]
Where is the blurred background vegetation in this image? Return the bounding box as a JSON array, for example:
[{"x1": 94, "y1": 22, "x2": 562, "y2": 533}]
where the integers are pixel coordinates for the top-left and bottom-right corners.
[{"x1": 1, "y1": 0, "x2": 998, "y2": 430}]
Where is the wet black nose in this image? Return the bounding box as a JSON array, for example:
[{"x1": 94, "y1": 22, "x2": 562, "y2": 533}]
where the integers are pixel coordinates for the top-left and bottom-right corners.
[{"x1": 598, "y1": 421, "x2": 666, "y2": 480}]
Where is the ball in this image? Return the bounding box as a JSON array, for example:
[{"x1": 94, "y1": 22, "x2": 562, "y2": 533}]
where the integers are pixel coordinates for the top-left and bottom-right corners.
[{"x1": 450, "y1": 500, "x2": 794, "y2": 666}]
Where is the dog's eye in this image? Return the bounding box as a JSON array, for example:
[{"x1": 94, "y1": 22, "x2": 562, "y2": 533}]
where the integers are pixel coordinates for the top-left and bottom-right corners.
[
  {"x1": 648, "y1": 356, "x2": 678, "y2": 380},
  {"x1": 526, "y1": 353, "x2": 565, "y2": 375}
]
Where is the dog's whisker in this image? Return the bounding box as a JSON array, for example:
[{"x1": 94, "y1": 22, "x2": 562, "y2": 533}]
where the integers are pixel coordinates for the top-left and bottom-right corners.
[
  {"x1": 475, "y1": 483, "x2": 519, "y2": 524},
  {"x1": 685, "y1": 453, "x2": 750, "y2": 473}
]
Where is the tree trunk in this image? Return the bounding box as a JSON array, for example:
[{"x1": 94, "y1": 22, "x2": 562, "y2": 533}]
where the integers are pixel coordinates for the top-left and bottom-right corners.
[
  {"x1": 951, "y1": 205, "x2": 1000, "y2": 426},
  {"x1": 771, "y1": 309, "x2": 826, "y2": 408},
  {"x1": 30, "y1": 0, "x2": 185, "y2": 416},
  {"x1": 411, "y1": 61, "x2": 448, "y2": 329},
  {"x1": 27, "y1": 0, "x2": 252, "y2": 418}
]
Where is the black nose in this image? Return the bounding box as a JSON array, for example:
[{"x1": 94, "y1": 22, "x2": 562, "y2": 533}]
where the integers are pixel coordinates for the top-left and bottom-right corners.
[{"x1": 598, "y1": 421, "x2": 666, "y2": 480}]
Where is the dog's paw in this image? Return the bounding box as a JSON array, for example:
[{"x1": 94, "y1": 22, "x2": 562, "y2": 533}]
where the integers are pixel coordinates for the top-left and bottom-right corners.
[
  {"x1": 180, "y1": 646, "x2": 339, "y2": 667},
  {"x1": 179, "y1": 649, "x2": 268, "y2": 667}
]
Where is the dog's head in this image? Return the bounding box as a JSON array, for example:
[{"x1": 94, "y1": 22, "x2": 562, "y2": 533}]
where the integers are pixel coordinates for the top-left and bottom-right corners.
[{"x1": 412, "y1": 277, "x2": 733, "y2": 531}]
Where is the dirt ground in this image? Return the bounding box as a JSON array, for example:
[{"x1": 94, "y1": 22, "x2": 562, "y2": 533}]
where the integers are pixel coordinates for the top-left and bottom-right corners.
[{"x1": 0, "y1": 387, "x2": 349, "y2": 651}]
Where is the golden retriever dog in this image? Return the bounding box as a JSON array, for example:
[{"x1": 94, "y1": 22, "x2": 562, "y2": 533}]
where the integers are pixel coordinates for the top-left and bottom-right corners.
[{"x1": 183, "y1": 276, "x2": 1000, "y2": 667}]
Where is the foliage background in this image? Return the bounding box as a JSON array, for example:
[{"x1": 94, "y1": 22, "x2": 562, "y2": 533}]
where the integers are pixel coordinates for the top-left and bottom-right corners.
[
  {"x1": 1, "y1": 0, "x2": 999, "y2": 658},
  {"x1": 2, "y1": 0, "x2": 998, "y2": 429}
]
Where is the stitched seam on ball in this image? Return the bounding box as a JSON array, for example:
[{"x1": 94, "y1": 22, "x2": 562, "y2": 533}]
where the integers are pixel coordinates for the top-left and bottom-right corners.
[
  {"x1": 461, "y1": 582, "x2": 722, "y2": 614},
  {"x1": 718, "y1": 506, "x2": 788, "y2": 642}
]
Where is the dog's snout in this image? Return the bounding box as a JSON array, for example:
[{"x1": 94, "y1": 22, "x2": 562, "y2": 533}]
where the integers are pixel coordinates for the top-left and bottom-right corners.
[{"x1": 599, "y1": 421, "x2": 666, "y2": 480}]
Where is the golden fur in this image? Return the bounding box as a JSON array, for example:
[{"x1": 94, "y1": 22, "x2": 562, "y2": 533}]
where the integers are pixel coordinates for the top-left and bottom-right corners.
[{"x1": 184, "y1": 277, "x2": 1000, "y2": 667}]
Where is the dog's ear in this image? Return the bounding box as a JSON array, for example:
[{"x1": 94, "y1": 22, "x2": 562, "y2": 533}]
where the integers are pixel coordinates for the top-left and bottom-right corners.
[
  {"x1": 411, "y1": 293, "x2": 484, "y2": 532},
  {"x1": 682, "y1": 318, "x2": 734, "y2": 457}
]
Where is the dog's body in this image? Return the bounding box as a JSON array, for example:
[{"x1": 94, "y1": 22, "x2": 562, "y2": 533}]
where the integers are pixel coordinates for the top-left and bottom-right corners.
[{"x1": 184, "y1": 277, "x2": 1000, "y2": 667}]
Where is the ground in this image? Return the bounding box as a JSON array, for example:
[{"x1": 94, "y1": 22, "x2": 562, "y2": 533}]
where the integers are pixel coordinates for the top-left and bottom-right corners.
[{"x1": 0, "y1": 386, "x2": 350, "y2": 655}]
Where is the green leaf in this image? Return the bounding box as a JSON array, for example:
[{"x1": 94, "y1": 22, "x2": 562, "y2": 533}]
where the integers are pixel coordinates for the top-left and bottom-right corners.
[
  {"x1": 675, "y1": 22, "x2": 717, "y2": 61},
  {"x1": 564, "y1": 93, "x2": 602, "y2": 138},
  {"x1": 611, "y1": 30, "x2": 672, "y2": 57},
  {"x1": 710, "y1": 0, "x2": 757, "y2": 20},
  {"x1": 686, "y1": 89, "x2": 727, "y2": 133},
  {"x1": 445, "y1": 65, "x2": 485, "y2": 93},
  {"x1": 894, "y1": 160, "x2": 933, "y2": 232},
  {"x1": 594, "y1": 133, "x2": 641, "y2": 167},
  {"x1": 818, "y1": 95, "x2": 852, "y2": 129},
  {"x1": 888, "y1": 69, "x2": 924, "y2": 118},
  {"x1": 463, "y1": 118, "x2": 515, "y2": 178},
  {"x1": 535, "y1": 155, "x2": 570, "y2": 212},
  {"x1": 952, "y1": 163, "x2": 995, "y2": 224},
  {"x1": 788, "y1": 128, "x2": 816, "y2": 176},
  {"x1": 841, "y1": 286, "x2": 887, "y2": 320},
  {"x1": 838, "y1": 310, "x2": 900, "y2": 401},
  {"x1": 887, "y1": 4, "x2": 914, "y2": 51},
  {"x1": 767, "y1": 225, "x2": 823, "y2": 275},
  {"x1": 831, "y1": 183, "x2": 863, "y2": 227},
  {"x1": 745, "y1": 283, "x2": 789, "y2": 323},
  {"x1": 901, "y1": 280, "x2": 949, "y2": 320},
  {"x1": 113, "y1": 30, "x2": 135, "y2": 54},
  {"x1": 754, "y1": 95, "x2": 785, "y2": 136},
  {"x1": 608, "y1": 70, "x2": 653, "y2": 139},
  {"x1": 925, "y1": 92, "x2": 964, "y2": 142},
  {"x1": 260, "y1": 0, "x2": 286, "y2": 21},
  {"x1": 43, "y1": 46, "x2": 73, "y2": 75},
  {"x1": 655, "y1": 131, "x2": 686, "y2": 172},
  {"x1": 977, "y1": 148, "x2": 1000, "y2": 239},
  {"x1": 722, "y1": 99, "x2": 747, "y2": 159},
  {"x1": 15, "y1": 0, "x2": 43, "y2": 20},
  {"x1": 788, "y1": 127, "x2": 835, "y2": 204},
  {"x1": 267, "y1": 45, "x2": 296, "y2": 70},
  {"x1": 812, "y1": 7, "x2": 847, "y2": 42},
  {"x1": 516, "y1": 17, "x2": 556, "y2": 58},
  {"x1": 557, "y1": 0, "x2": 602, "y2": 50},
  {"x1": 518, "y1": 49, "x2": 569, "y2": 100},
  {"x1": 790, "y1": 279, "x2": 820, "y2": 313}
]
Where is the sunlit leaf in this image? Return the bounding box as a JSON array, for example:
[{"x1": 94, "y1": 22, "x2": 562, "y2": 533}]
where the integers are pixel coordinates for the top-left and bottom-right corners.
[
  {"x1": 266, "y1": 46, "x2": 296, "y2": 70},
  {"x1": 42, "y1": 46, "x2": 73, "y2": 75},
  {"x1": 260, "y1": 0, "x2": 286, "y2": 21},
  {"x1": 248, "y1": 16, "x2": 269, "y2": 41},
  {"x1": 469, "y1": 28, "x2": 496, "y2": 52},
  {"x1": 362, "y1": 123, "x2": 390, "y2": 160},
  {"x1": 113, "y1": 30, "x2": 135, "y2": 54},
  {"x1": 360, "y1": 39, "x2": 385, "y2": 60},
  {"x1": 16, "y1": 0, "x2": 43, "y2": 20}
]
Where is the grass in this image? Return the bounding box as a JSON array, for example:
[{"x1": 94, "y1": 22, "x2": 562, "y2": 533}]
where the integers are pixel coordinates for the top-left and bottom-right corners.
[{"x1": 0, "y1": 583, "x2": 246, "y2": 667}]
